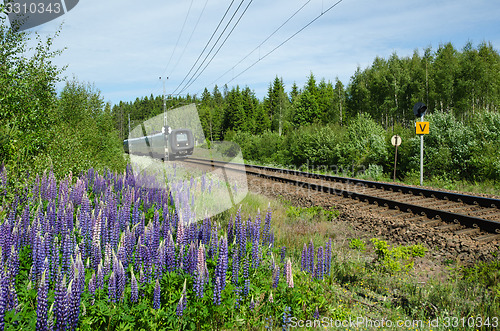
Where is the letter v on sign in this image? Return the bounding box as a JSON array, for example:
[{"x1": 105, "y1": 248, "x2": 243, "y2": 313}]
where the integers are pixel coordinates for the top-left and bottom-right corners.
[{"x1": 416, "y1": 122, "x2": 429, "y2": 135}]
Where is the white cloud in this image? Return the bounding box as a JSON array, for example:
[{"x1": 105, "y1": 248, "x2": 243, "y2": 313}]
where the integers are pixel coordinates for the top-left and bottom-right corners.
[{"x1": 13, "y1": 0, "x2": 500, "y2": 104}]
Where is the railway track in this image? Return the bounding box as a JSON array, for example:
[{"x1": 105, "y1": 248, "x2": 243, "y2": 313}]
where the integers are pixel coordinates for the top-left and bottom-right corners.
[{"x1": 182, "y1": 157, "x2": 500, "y2": 243}]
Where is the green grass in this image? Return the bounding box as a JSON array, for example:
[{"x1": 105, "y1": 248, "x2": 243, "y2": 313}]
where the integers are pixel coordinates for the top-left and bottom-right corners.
[
  {"x1": 227, "y1": 192, "x2": 500, "y2": 330},
  {"x1": 403, "y1": 173, "x2": 500, "y2": 196}
]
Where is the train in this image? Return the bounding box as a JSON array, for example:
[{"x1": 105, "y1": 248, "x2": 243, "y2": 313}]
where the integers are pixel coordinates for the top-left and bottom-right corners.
[{"x1": 123, "y1": 127, "x2": 194, "y2": 160}]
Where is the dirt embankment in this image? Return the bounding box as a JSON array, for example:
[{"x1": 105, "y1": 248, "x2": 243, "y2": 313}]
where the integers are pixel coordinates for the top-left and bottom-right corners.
[{"x1": 246, "y1": 175, "x2": 500, "y2": 267}]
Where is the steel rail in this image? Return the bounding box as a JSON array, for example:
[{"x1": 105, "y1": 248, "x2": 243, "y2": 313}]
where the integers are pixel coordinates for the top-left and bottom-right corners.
[{"x1": 185, "y1": 157, "x2": 500, "y2": 234}]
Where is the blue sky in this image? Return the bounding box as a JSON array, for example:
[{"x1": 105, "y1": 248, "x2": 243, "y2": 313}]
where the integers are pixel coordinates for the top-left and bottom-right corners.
[{"x1": 5, "y1": 0, "x2": 500, "y2": 106}]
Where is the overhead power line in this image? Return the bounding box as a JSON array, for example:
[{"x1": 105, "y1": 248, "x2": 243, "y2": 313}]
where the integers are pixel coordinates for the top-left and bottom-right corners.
[
  {"x1": 205, "y1": 0, "x2": 312, "y2": 91},
  {"x1": 170, "y1": 0, "x2": 238, "y2": 95},
  {"x1": 172, "y1": 0, "x2": 252, "y2": 95},
  {"x1": 178, "y1": 0, "x2": 253, "y2": 95},
  {"x1": 162, "y1": 0, "x2": 195, "y2": 78},
  {"x1": 169, "y1": 0, "x2": 210, "y2": 78},
  {"x1": 224, "y1": 0, "x2": 344, "y2": 87}
]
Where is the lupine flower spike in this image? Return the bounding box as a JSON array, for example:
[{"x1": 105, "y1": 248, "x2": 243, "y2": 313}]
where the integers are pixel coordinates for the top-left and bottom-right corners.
[{"x1": 176, "y1": 279, "x2": 187, "y2": 317}]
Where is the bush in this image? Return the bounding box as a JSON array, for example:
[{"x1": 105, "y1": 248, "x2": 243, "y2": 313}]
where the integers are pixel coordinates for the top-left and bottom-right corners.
[
  {"x1": 404, "y1": 110, "x2": 500, "y2": 181},
  {"x1": 283, "y1": 124, "x2": 345, "y2": 168},
  {"x1": 42, "y1": 79, "x2": 127, "y2": 177},
  {"x1": 341, "y1": 113, "x2": 388, "y2": 170},
  {"x1": 370, "y1": 238, "x2": 427, "y2": 273},
  {"x1": 0, "y1": 19, "x2": 63, "y2": 175}
]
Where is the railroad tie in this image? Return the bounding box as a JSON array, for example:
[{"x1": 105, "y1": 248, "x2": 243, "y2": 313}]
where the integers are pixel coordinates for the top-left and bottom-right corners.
[
  {"x1": 454, "y1": 227, "x2": 480, "y2": 236},
  {"x1": 475, "y1": 233, "x2": 500, "y2": 243}
]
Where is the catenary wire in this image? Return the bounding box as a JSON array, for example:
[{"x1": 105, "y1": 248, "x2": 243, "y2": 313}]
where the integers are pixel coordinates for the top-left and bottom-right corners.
[
  {"x1": 173, "y1": 0, "x2": 249, "y2": 95},
  {"x1": 178, "y1": 0, "x2": 253, "y2": 95},
  {"x1": 224, "y1": 0, "x2": 343, "y2": 86},
  {"x1": 170, "y1": 0, "x2": 238, "y2": 95},
  {"x1": 162, "y1": 0, "x2": 195, "y2": 78},
  {"x1": 169, "y1": 0, "x2": 210, "y2": 79},
  {"x1": 203, "y1": 0, "x2": 312, "y2": 93}
]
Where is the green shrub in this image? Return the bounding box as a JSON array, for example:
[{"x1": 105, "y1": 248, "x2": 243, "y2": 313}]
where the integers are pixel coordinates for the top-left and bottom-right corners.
[
  {"x1": 348, "y1": 238, "x2": 366, "y2": 251},
  {"x1": 370, "y1": 238, "x2": 427, "y2": 273}
]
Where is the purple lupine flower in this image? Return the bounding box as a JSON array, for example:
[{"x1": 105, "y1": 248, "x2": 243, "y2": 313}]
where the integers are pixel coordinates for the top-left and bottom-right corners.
[
  {"x1": 0, "y1": 272, "x2": 8, "y2": 331},
  {"x1": 254, "y1": 210, "x2": 261, "y2": 242},
  {"x1": 313, "y1": 307, "x2": 320, "y2": 319},
  {"x1": 165, "y1": 231, "x2": 175, "y2": 272},
  {"x1": 251, "y1": 238, "x2": 260, "y2": 269},
  {"x1": 176, "y1": 244, "x2": 184, "y2": 271},
  {"x1": 176, "y1": 220, "x2": 185, "y2": 247},
  {"x1": 194, "y1": 244, "x2": 207, "y2": 298},
  {"x1": 65, "y1": 280, "x2": 75, "y2": 329},
  {"x1": 50, "y1": 237, "x2": 59, "y2": 282},
  {"x1": 176, "y1": 279, "x2": 187, "y2": 317},
  {"x1": 314, "y1": 247, "x2": 324, "y2": 280},
  {"x1": 7, "y1": 244, "x2": 20, "y2": 280},
  {"x1": 130, "y1": 268, "x2": 138, "y2": 303},
  {"x1": 286, "y1": 259, "x2": 294, "y2": 288},
  {"x1": 232, "y1": 246, "x2": 239, "y2": 285},
  {"x1": 115, "y1": 257, "x2": 126, "y2": 301},
  {"x1": 243, "y1": 256, "x2": 249, "y2": 297},
  {"x1": 134, "y1": 236, "x2": 143, "y2": 273},
  {"x1": 215, "y1": 237, "x2": 228, "y2": 291},
  {"x1": 280, "y1": 246, "x2": 286, "y2": 264},
  {"x1": 234, "y1": 286, "x2": 242, "y2": 309},
  {"x1": 8, "y1": 279, "x2": 18, "y2": 313},
  {"x1": 263, "y1": 206, "x2": 272, "y2": 245},
  {"x1": 307, "y1": 240, "x2": 315, "y2": 274},
  {"x1": 272, "y1": 264, "x2": 280, "y2": 289},
  {"x1": 91, "y1": 219, "x2": 102, "y2": 271},
  {"x1": 69, "y1": 270, "x2": 84, "y2": 331},
  {"x1": 97, "y1": 262, "x2": 104, "y2": 290},
  {"x1": 153, "y1": 279, "x2": 161, "y2": 310},
  {"x1": 324, "y1": 238, "x2": 332, "y2": 276},
  {"x1": 186, "y1": 242, "x2": 198, "y2": 275},
  {"x1": 117, "y1": 244, "x2": 127, "y2": 272},
  {"x1": 202, "y1": 218, "x2": 211, "y2": 246},
  {"x1": 249, "y1": 296, "x2": 255, "y2": 310},
  {"x1": 65, "y1": 202, "x2": 74, "y2": 234},
  {"x1": 108, "y1": 271, "x2": 116, "y2": 302},
  {"x1": 103, "y1": 243, "x2": 112, "y2": 276},
  {"x1": 209, "y1": 223, "x2": 218, "y2": 260},
  {"x1": 138, "y1": 267, "x2": 146, "y2": 289},
  {"x1": 268, "y1": 291, "x2": 274, "y2": 303},
  {"x1": 88, "y1": 273, "x2": 96, "y2": 305},
  {"x1": 213, "y1": 276, "x2": 222, "y2": 306},
  {"x1": 36, "y1": 271, "x2": 49, "y2": 331},
  {"x1": 269, "y1": 231, "x2": 275, "y2": 248},
  {"x1": 155, "y1": 241, "x2": 165, "y2": 278},
  {"x1": 282, "y1": 306, "x2": 291, "y2": 330}
]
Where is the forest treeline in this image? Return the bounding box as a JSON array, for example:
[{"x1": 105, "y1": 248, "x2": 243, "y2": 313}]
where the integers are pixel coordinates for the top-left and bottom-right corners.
[
  {"x1": 1, "y1": 12, "x2": 499, "y2": 185},
  {"x1": 114, "y1": 41, "x2": 499, "y2": 140},
  {"x1": 113, "y1": 41, "x2": 500, "y2": 182}
]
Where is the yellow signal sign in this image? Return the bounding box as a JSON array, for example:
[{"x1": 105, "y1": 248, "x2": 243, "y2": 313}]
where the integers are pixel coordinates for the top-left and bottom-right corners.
[{"x1": 416, "y1": 121, "x2": 429, "y2": 134}]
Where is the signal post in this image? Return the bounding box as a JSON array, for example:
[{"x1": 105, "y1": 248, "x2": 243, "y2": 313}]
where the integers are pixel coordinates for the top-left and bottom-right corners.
[{"x1": 413, "y1": 102, "x2": 429, "y2": 186}]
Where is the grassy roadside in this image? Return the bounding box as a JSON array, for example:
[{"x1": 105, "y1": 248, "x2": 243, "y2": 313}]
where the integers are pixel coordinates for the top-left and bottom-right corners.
[{"x1": 228, "y1": 192, "x2": 500, "y2": 330}]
